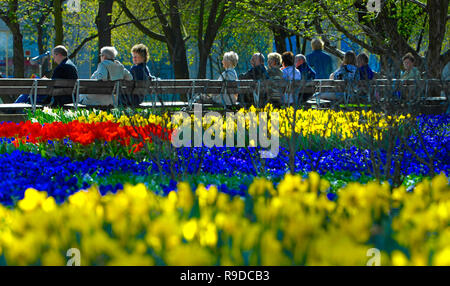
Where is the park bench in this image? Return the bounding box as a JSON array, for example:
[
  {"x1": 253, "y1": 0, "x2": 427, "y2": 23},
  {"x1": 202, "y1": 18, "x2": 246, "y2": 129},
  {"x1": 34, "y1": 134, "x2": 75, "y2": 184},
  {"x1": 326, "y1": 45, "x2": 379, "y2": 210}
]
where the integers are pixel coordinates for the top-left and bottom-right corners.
[
  {"x1": 0, "y1": 78, "x2": 257, "y2": 112},
  {"x1": 0, "y1": 78, "x2": 448, "y2": 114}
]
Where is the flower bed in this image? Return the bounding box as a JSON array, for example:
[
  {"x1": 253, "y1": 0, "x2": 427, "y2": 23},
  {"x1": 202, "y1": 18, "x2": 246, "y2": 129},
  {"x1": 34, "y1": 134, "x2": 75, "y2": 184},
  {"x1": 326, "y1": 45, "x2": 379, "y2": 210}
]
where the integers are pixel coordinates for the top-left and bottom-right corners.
[
  {"x1": 0, "y1": 120, "x2": 172, "y2": 146},
  {"x1": 0, "y1": 173, "x2": 449, "y2": 266},
  {"x1": 30, "y1": 106, "x2": 411, "y2": 140},
  {"x1": 0, "y1": 143, "x2": 447, "y2": 206},
  {"x1": 0, "y1": 107, "x2": 448, "y2": 266}
]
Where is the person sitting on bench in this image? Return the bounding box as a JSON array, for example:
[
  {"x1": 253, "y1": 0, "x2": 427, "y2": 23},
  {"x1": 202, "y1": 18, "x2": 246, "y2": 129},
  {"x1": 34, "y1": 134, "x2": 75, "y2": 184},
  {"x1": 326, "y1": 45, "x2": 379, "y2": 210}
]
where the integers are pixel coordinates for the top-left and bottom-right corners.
[
  {"x1": 295, "y1": 54, "x2": 316, "y2": 80},
  {"x1": 356, "y1": 52, "x2": 374, "y2": 80},
  {"x1": 238, "y1": 52, "x2": 269, "y2": 106},
  {"x1": 15, "y1": 45, "x2": 78, "y2": 106},
  {"x1": 200, "y1": 51, "x2": 239, "y2": 106},
  {"x1": 295, "y1": 54, "x2": 316, "y2": 103},
  {"x1": 266, "y1": 52, "x2": 283, "y2": 105},
  {"x1": 400, "y1": 53, "x2": 421, "y2": 80},
  {"x1": 281, "y1": 51, "x2": 301, "y2": 105},
  {"x1": 306, "y1": 38, "x2": 333, "y2": 80},
  {"x1": 356, "y1": 52, "x2": 375, "y2": 102},
  {"x1": 316, "y1": 51, "x2": 359, "y2": 101},
  {"x1": 79, "y1": 46, "x2": 132, "y2": 106},
  {"x1": 130, "y1": 44, "x2": 157, "y2": 81},
  {"x1": 119, "y1": 43, "x2": 158, "y2": 106}
]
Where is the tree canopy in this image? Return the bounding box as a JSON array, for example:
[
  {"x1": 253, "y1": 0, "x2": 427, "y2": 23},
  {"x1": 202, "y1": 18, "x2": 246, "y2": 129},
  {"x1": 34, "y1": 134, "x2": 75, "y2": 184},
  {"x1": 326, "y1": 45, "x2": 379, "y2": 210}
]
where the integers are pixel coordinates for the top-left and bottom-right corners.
[{"x1": 0, "y1": 0, "x2": 448, "y2": 78}]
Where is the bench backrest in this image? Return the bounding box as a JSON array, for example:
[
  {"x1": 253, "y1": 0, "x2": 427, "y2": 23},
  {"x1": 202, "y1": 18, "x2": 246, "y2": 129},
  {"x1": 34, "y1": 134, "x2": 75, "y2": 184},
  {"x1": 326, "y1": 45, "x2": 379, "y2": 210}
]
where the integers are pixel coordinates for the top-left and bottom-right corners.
[
  {"x1": 1, "y1": 78, "x2": 447, "y2": 94},
  {"x1": 0, "y1": 78, "x2": 448, "y2": 107}
]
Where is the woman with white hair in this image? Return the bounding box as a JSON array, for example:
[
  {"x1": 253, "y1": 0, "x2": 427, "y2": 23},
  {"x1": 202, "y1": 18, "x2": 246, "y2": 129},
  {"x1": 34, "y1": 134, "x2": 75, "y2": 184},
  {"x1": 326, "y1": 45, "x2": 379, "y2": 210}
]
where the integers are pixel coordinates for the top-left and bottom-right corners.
[
  {"x1": 267, "y1": 52, "x2": 283, "y2": 79},
  {"x1": 266, "y1": 52, "x2": 283, "y2": 105},
  {"x1": 218, "y1": 51, "x2": 239, "y2": 81},
  {"x1": 200, "y1": 51, "x2": 239, "y2": 106},
  {"x1": 79, "y1": 46, "x2": 132, "y2": 106}
]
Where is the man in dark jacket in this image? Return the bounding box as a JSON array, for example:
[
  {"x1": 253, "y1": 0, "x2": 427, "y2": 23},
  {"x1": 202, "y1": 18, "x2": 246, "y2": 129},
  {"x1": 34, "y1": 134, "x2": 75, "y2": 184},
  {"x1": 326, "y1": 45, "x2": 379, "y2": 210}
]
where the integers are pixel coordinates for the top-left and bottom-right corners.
[
  {"x1": 49, "y1": 45, "x2": 79, "y2": 106},
  {"x1": 295, "y1": 54, "x2": 316, "y2": 80},
  {"x1": 294, "y1": 54, "x2": 316, "y2": 103},
  {"x1": 238, "y1": 53, "x2": 269, "y2": 107},
  {"x1": 15, "y1": 45, "x2": 78, "y2": 106},
  {"x1": 51, "y1": 46, "x2": 78, "y2": 79},
  {"x1": 239, "y1": 53, "x2": 269, "y2": 80}
]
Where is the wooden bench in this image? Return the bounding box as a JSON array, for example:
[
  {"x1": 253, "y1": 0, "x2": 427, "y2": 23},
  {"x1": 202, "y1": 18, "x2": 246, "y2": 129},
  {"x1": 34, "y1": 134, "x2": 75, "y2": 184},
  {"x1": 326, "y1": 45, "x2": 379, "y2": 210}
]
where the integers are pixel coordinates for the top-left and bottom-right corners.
[{"x1": 0, "y1": 78, "x2": 448, "y2": 113}]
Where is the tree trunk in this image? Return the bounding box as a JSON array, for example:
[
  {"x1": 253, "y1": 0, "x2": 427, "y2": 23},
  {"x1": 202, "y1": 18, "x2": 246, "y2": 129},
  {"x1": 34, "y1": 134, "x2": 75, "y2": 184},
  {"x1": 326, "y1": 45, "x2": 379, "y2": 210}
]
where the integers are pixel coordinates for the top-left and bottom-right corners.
[
  {"x1": 287, "y1": 36, "x2": 293, "y2": 52},
  {"x1": 301, "y1": 37, "x2": 307, "y2": 55},
  {"x1": 37, "y1": 24, "x2": 52, "y2": 78},
  {"x1": 209, "y1": 55, "x2": 214, "y2": 79},
  {"x1": 197, "y1": 41, "x2": 217, "y2": 79},
  {"x1": 295, "y1": 35, "x2": 300, "y2": 54},
  {"x1": 167, "y1": 35, "x2": 190, "y2": 80},
  {"x1": 1, "y1": 0, "x2": 24, "y2": 78},
  {"x1": 167, "y1": 0, "x2": 190, "y2": 79},
  {"x1": 53, "y1": 0, "x2": 64, "y2": 46},
  {"x1": 9, "y1": 23, "x2": 24, "y2": 78},
  {"x1": 37, "y1": 25, "x2": 45, "y2": 55},
  {"x1": 426, "y1": 0, "x2": 448, "y2": 79},
  {"x1": 96, "y1": 0, "x2": 114, "y2": 63},
  {"x1": 198, "y1": 48, "x2": 209, "y2": 79},
  {"x1": 196, "y1": 0, "x2": 229, "y2": 79},
  {"x1": 0, "y1": 17, "x2": 24, "y2": 100},
  {"x1": 36, "y1": 12, "x2": 52, "y2": 78},
  {"x1": 380, "y1": 56, "x2": 402, "y2": 78},
  {"x1": 272, "y1": 26, "x2": 288, "y2": 53}
]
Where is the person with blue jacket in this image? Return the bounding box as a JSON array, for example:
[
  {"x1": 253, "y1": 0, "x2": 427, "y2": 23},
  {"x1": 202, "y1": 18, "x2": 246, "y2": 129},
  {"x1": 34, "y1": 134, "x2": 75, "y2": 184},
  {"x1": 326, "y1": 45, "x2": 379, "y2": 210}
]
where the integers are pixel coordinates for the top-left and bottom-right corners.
[
  {"x1": 356, "y1": 52, "x2": 374, "y2": 80},
  {"x1": 130, "y1": 44, "x2": 157, "y2": 81},
  {"x1": 51, "y1": 46, "x2": 78, "y2": 81},
  {"x1": 330, "y1": 51, "x2": 359, "y2": 81},
  {"x1": 281, "y1": 51, "x2": 301, "y2": 105},
  {"x1": 317, "y1": 51, "x2": 359, "y2": 101},
  {"x1": 306, "y1": 39, "x2": 333, "y2": 79},
  {"x1": 295, "y1": 54, "x2": 316, "y2": 103},
  {"x1": 120, "y1": 44, "x2": 158, "y2": 106},
  {"x1": 282, "y1": 51, "x2": 301, "y2": 81},
  {"x1": 356, "y1": 52, "x2": 375, "y2": 102},
  {"x1": 50, "y1": 46, "x2": 79, "y2": 106},
  {"x1": 295, "y1": 54, "x2": 316, "y2": 80}
]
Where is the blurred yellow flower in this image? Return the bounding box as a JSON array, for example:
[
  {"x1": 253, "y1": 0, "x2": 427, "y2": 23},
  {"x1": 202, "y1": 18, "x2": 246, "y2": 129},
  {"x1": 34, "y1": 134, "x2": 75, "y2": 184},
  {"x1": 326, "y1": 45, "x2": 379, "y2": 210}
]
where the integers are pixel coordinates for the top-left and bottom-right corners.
[
  {"x1": 391, "y1": 250, "x2": 409, "y2": 266},
  {"x1": 0, "y1": 172, "x2": 448, "y2": 266},
  {"x1": 182, "y1": 219, "x2": 198, "y2": 241},
  {"x1": 18, "y1": 188, "x2": 47, "y2": 212}
]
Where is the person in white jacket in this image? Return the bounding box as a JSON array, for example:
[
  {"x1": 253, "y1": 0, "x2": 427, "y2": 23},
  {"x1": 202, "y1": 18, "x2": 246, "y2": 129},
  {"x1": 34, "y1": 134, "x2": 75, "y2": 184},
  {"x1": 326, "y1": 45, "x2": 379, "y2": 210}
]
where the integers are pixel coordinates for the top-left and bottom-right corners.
[{"x1": 79, "y1": 46, "x2": 132, "y2": 106}]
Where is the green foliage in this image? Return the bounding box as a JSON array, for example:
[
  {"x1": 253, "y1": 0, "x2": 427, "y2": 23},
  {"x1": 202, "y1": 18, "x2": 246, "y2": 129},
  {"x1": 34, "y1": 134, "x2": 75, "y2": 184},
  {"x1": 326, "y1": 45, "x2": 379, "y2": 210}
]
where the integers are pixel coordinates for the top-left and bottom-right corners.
[
  {"x1": 111, "y1": 0, "x2": 167, "y2": 66},
  {"x1": 62, "y1": 0, "x2": 98, "y2": 66},
  {"x1": 1, "y1": 0, "x2": 447, "y2": 78},
  {"x1": 210, "y1": 15, "x2": 272, "y2": 75}
]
